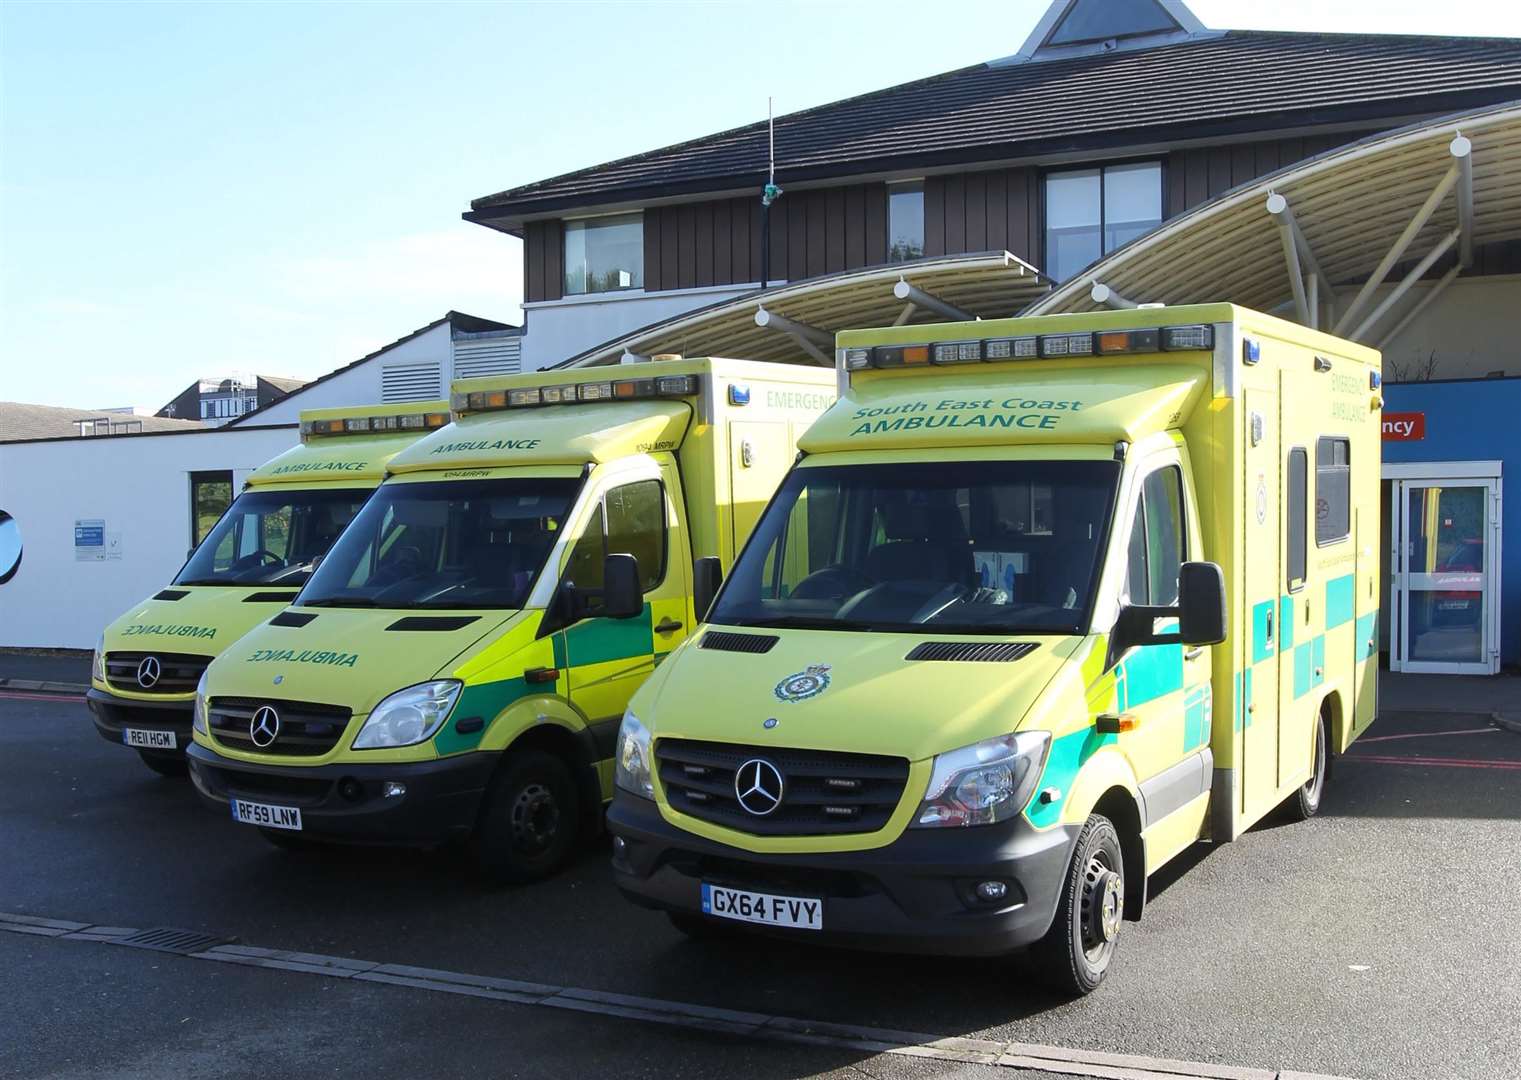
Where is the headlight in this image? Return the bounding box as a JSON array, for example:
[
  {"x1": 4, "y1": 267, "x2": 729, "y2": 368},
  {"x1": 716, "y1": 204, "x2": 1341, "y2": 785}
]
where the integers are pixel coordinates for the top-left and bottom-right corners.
[
  {"x1": 912, "y1": 731, "x2": 1051, "y2": 828},
  {"x1": 352, "y1": 680, "x2": 461, "y2": 750},
  {"x1": 613, "y1": 708, "x2": 654, "y2": 800},
  {"x1": 193, "y1": 671, "x2": 209, "y2": 736},
  {"x1": 91, "y1": 635, "x2": 106, "y2": 684}
]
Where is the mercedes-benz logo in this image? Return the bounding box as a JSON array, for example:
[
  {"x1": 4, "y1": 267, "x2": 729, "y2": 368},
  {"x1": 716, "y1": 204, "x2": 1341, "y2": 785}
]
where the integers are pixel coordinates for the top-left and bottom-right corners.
[
  {"x1": 135, "y1": 656, "x2": 162, "y2": 689},
  {"x1": 734, "y1": 758, "x2": 784, "y2": 817},
  {"x1": 249, "y1": 705, "x2": 281, "y2": 748}
]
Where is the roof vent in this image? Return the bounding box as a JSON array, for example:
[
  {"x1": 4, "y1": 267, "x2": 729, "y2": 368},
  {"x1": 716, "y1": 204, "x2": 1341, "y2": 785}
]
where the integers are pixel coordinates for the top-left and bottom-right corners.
[{"x1": 700, "y1": 631, "x2": 779, "y2": 654}]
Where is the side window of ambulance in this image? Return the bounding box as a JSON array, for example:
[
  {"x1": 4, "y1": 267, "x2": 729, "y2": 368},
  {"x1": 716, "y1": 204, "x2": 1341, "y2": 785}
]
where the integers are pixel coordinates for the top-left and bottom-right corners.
[
  {"x1": 1287, "y1": 448, "x2": 1308, "y2": 589},
  {"x1": 605, "y1": 480, "x2": 665, "y2": 591},
  {"x1": 1124, "y1": 467, "x2": 1186, "y2": 607},
  {"x1": 566, "y1": 480, "x2": 667, "y2": 603}
]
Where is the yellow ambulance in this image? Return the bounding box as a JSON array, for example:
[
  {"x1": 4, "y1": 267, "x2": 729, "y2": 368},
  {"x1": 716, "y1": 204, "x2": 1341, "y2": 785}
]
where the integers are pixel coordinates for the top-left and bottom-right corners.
[
  {"x1": 186, "y1": 358, "x2": 834, "y2": 882},
  {"x1": 88, "y1": 402, "x2": 449, "y2": 777},
  {"x1": 608, "y1": 304, "x2": 1381, "y2": 993}
]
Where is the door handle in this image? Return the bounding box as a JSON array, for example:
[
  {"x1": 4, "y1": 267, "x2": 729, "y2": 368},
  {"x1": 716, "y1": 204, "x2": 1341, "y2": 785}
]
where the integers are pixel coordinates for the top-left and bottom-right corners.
[
  {"x1": 1184, "y1": 647, "x2": 1204, "y2": 661},
  {"x1": 654, "y1": 618, "x2": 684, "y2": 635}
]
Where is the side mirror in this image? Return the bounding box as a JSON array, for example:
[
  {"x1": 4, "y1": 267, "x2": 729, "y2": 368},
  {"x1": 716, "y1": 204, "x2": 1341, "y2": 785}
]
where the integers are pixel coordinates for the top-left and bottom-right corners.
[
  {"x1": 1113, "y1": 560, "x2": 1227, "y2": 653},
  {"x1": 693, "y1": 556, "x2": 723, "y2": 623},
  {"x1": 1177, "y1": 561, "x2": 1227, "y2": 646},
  {"x1": 600, "y1": 553, "x2": 643, "y2": 620}
]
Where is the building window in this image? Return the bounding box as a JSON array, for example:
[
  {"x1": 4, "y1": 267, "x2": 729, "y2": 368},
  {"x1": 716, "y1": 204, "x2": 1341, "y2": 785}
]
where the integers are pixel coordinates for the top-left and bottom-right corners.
[
  {"x1": 563, "y1": 213, "x2": 643, "y2": 295},
  {"x1": 1044, "y1": 161, "x2": 1161, "y2": 283},
  {"x1": 189, "y1": 470, "x2": 234, "y2": 547},
  {"x1": 887, "y1": 181, "x2": 924, "y2": 262},
  {"x1": 1315, "y1": 437, "x2": 1351, "y2": 546}
]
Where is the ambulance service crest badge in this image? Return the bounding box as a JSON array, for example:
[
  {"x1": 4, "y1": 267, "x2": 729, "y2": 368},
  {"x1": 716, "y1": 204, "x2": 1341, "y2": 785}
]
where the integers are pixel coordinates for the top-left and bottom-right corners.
[{"x1": 774, "y1": 664, "x2": 832, "y2": 704}]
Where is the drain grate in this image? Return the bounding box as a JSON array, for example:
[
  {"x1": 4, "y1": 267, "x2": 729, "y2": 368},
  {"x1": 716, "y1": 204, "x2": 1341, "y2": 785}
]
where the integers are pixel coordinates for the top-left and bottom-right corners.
[{"x1": 111, "y1": 927, "x2": 231, "y2": 955}]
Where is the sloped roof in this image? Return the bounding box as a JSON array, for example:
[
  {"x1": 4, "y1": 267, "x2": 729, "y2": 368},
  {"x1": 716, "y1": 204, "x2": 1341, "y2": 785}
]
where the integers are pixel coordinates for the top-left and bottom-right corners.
[
  {"x1": 0, "y1": 402, "x2": 204, "y2": 442},
  {"x1": 468, "y1": 30, "x2": 1521, "y2": 229},
  {"x1": 256, "y1": 375, "x2": 308, "y2": 394}
]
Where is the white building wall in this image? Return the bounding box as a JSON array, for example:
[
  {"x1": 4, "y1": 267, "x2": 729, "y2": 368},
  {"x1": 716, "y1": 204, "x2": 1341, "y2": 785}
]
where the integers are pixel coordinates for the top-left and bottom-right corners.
[
  {"x1": 0, "y1": 425, "x2": 298, "y2": 649},
  {"x1": 519, "y1": 283, "x2": 757, "y2": 370},
  {"x1": 242, "y1": 322, "x2": 454, "y2": 426},
  {"x1": 1337, "y1": 274, "x2": 1521, "y2": 381}
]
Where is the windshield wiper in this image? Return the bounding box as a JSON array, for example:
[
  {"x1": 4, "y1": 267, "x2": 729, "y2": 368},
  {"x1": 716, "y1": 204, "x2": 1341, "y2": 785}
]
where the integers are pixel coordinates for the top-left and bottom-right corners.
[
  {"x1": 175, "y1": 578, "x2": 238, "y2": 586},
  {"x1": 727, "y1": 615, "x2": 878, "y2": 632},
  {"x1": 300, "y1": 597, "x2": 379, "y2": 608}
]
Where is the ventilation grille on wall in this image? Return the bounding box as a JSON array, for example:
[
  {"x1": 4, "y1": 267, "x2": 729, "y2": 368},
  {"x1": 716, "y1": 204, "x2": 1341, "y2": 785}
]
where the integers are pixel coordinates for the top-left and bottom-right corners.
[
  {"x1": 381, "y1": 361, "x2": 443, "y2": 403},
  {"x1": 453, "y1": 336, "x2": 522, "y2": 381}
]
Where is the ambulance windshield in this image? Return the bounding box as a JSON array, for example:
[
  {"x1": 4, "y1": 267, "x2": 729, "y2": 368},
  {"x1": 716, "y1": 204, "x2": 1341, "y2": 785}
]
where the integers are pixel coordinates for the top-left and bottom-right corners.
[
  {"x1": 710, "y1": 459, "x2": 1120, "y2": 635},
  {"x1": 297, "y1": 476, "x2": 580, "y2": 610},
  {"x1": 176, "y1": 488, "x2": 372, "y2": 587}
]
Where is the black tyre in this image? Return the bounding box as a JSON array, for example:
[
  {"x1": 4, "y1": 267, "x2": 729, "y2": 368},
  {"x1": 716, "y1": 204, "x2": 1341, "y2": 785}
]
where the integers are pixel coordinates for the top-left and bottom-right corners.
[
  {"x1": 470, "y1": 751, "x2": 580, "y2": 885},
  {"x1": 1285, "y1": 714, "x2": 1330, "y2": 822},
  {"x1": 137, "y1": 750, "x2": 187, "y2": 778},
  {"x1": 1033, "y1": 814, "x2": 1125, "y2": 996}
]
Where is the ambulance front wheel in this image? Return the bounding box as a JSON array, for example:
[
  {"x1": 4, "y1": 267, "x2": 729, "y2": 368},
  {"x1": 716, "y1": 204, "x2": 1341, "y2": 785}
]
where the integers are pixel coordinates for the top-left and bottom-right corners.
[
  {"x1": 137, "y1": 750, "x2": 187, "y2": 778},
  {"x1": 1033, "y1": 814, "x2": 1124, "y2": 996},
  {"x1": 470, "y1": 751, "x2": 580, "y2": 885}
]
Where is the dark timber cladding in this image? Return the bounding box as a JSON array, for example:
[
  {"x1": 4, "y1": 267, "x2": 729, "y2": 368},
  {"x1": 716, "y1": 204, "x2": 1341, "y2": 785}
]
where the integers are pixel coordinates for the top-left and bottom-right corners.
[
  {"x1": 525, "y1": 219, "x2": 566, "y2": 303},
  {"x1": 924, "y1": 168, "x2": 1042, "y2": 260}
]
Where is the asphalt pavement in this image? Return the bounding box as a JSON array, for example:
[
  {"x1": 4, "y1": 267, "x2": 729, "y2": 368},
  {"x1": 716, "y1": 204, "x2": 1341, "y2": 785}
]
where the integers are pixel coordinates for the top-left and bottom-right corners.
[{"x1": 3, "y1": 689, "x2": 1518, "y2": 1080}]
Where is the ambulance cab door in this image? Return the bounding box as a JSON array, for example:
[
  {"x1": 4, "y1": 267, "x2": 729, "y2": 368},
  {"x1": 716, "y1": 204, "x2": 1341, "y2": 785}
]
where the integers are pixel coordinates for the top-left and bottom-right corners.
[
  {"x1": 559, "y1": 461, "x2": 688, "y2": 763},
  {"x1": 1112, "y1": 453, "x2": 1207, "y2": 816}
]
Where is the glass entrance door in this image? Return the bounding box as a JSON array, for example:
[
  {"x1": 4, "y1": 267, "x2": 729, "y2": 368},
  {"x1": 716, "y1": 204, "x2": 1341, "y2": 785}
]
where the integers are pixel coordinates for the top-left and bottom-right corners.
[{"x1": 1391, "y1": 478, "x2": 1500, "y2": 674}]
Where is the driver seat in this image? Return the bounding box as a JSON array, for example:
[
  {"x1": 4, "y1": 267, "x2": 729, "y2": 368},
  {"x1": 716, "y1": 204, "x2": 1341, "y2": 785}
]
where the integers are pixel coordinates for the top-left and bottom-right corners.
[{"x1": 865, "y1": 498, "x2": 973, "y2": 585}]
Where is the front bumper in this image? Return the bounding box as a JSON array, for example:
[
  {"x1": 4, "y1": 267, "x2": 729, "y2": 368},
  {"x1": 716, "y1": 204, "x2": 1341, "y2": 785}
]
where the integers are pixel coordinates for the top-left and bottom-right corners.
[
  {"x1": 609, "y1": 795, "x2": 1079, "y2": 957},
  {"x1": 87, "y1": 688, "x2": 193, "y2": 756},
  {"x1": 186, "y1": 742, "x2": 498, "y2": 847}
]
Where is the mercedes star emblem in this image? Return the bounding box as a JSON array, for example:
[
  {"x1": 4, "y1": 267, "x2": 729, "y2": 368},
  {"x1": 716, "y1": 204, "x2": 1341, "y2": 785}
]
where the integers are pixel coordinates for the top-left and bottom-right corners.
[
  {"x1": 734, "y1": 758, "x2": 784, "y2": 816},
  {"x1": 249, "y1": 705, "x2": 281, "y2": 748},
  {"x1": 135, "y1": 656, "x2": 162, "y2": 689}
]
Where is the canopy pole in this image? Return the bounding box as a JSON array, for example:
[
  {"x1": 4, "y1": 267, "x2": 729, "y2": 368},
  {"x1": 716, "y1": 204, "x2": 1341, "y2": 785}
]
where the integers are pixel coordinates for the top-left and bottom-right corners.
[
  {"x1": 754, "y1": 306, "x2": 833, "y2": 365},
  {"x1": 1334, "y1": 160, "x2": 1460, "y2": 336},
  {"x1": 1265, "y1": 192, "x2": 1332, "y2": 328},
  {"x1": 1090, "y1": 282, "x2": 1138, "y2": 309},
  {"x1": 1374, "y1": 264, "x2": 1462, "y2": 351},
  {"x1": 1452, "y1": 133, "x2": 1475, "y2": 268},
  {"x1": 892, "y1": 277, "x2": 975, "y2": 321},
  {"x1": 892, "y1": 302, "x2": 916, "y2": 326},
  {"x1": 1350, "y1": 227, "x2": 1460, "y2": 342}
]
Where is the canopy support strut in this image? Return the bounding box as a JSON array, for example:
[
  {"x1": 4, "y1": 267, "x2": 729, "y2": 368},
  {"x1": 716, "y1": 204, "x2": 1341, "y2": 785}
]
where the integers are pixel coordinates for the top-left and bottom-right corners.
[
  {"x1": 1334, "y1": 152, "x2": 1462, "y2": 337},
  {"x1": 893, "y1": 278, "x2": 975, "y2": 322},
  {"x1": 1266, "y1": 192, "x2": 1333, "y2": 329},
  {"x1": 754, "y1": 306, "x2": 833, "y2": 366},
  {"x1": 1374, "y1": 264, "x2": 1462, "y2": 352},
  {"x1": 1349, "y1": 227, "x2": 1461, "y2": 342},
  {"x1": 1090, "y1": 282, "x2": 1139, "y2": 309}
]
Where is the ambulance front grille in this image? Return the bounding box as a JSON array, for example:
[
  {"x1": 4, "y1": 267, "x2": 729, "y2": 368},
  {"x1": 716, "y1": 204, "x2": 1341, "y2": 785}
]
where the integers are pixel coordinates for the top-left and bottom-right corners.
[
  {"x1": 104, "y1": 652, "x2": 212, "y2": 695},
  {"x1": 208, "y1": 697, "x2": 352, "y2": 756},
  {"x1": 656, "y1": 738, "x2": 909, "y2": 836}
]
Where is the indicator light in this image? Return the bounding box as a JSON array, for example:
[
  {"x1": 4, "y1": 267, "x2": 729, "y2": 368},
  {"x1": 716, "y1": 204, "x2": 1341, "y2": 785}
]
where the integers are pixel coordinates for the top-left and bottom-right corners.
[
  {"x1": 576, "y1": 381, "x2": 614, "y2": 401},
  {"x1": 842, "y1": 348, "x2": 872, "y2": 371},
  {"x1": 1160, "y1": 324, "x2": 1214, "y2": 351},
  {"x1": 932, "y1": 341, "x2": 982, "y2": 365},
  {"x1": 508, "y1": 387, "x2": 542, "y2": 406}
]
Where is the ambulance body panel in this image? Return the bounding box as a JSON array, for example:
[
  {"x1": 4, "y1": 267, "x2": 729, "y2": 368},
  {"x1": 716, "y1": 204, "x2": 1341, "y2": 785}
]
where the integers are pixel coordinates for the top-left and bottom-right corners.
[
  {"x1": 87, "y1": 402, "x2": 449, "y2": 773},
  {"x1": 608, "y1": 305, "x2": 1381, "y2": 992},
  {"x1": 186, "y1": 358, "x2": 835, "y2": 880}
]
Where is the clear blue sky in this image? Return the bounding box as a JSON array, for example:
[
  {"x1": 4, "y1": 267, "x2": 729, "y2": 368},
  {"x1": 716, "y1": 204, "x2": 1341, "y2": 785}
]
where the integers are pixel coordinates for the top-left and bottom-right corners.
[{"x1": 2, "y1": 0, "x2": 1517, "y2": 410}]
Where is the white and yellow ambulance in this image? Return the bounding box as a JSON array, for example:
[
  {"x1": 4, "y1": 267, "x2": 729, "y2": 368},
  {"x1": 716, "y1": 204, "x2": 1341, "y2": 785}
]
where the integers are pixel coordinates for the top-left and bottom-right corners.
[
  {"x1": 186, "y1": 358, "x2": 834, "y2": 882},
  {"x1": 609, "y1": 304, "x2": 1381, "y2": 993},
  {"x1": 88, "y1": 402, "x2": 449, "y2": 776}
]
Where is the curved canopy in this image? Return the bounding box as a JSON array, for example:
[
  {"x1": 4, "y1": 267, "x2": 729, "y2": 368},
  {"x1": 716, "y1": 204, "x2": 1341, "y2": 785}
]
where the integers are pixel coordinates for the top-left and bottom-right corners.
[
  {"x1": 1025, "y1": 101, "x2": 1521, "y2": 348},
  {"x1": 560, "y1": 252, "x2": 1047, "y2": 369}
]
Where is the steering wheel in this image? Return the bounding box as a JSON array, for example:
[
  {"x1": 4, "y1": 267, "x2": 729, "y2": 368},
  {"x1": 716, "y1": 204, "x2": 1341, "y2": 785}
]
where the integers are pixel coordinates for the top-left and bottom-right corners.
[
  {"x1": 791, "y1": 564, "x2": 873, "y2": 601},
  {"x1": 236, "y1": 549, "x2": 283, "y2": 567}
]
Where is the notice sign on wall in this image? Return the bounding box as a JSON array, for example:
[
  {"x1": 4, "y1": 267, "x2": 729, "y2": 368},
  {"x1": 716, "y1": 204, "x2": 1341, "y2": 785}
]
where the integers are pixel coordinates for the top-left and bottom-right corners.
[
  {"x1": 1382, "y1": 412, "x2": 1425, "y2": 441},
  {"x1": 74, "y1": 519, "x2": 122, "y2": 561}
]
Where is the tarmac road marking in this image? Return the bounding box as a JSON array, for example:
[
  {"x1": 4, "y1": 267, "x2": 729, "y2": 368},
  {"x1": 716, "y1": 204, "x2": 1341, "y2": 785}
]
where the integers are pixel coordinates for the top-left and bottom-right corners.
[
  {"x1": 0, "y1": 908, "x2": 1360, "y2": 1080},
  {"x1": 1342, "y1": 754, "x2": 1521, "y2": 770},
  {"x1": 0, "y1": 690, "x2": 87, "y2": 704}
]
